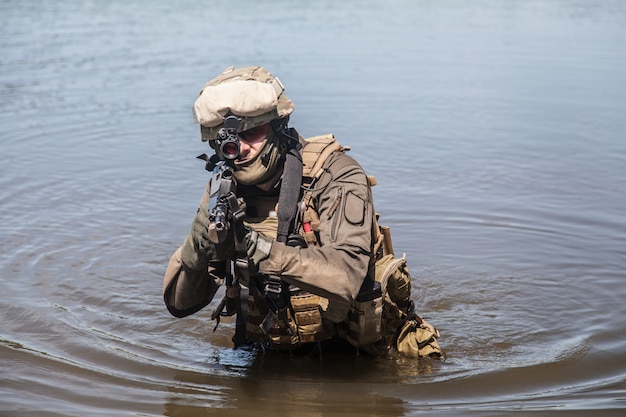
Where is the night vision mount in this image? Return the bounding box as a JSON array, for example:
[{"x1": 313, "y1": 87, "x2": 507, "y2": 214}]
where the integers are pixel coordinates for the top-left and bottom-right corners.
[{"x1": 198, "y1": 115, "x2": 242, "y2": 172}]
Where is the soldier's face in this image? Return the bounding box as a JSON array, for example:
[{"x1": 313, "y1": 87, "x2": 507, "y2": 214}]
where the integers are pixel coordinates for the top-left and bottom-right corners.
[{"x1": 238, "y1": 124, "x2": 270, "y2": 161}]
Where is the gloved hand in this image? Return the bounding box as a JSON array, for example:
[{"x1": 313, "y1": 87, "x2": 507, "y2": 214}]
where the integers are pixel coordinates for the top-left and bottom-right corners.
[
  {"x1": 180, "y1": 202, "x2": 212, "y2": 270},
  {"x1": 245, "y1": 227, "x2": 273, "y2": 274}
]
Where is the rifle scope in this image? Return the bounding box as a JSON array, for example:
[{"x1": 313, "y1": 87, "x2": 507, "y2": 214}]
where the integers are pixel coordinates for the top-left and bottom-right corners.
[{"x1": 215, "y1": 115, "x2": 241, "y2": 161}]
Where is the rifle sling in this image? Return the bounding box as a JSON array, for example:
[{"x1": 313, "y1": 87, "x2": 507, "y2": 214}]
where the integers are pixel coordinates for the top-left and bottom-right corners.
[
  {"x1": 276, "y1": 129, "x2": 303, "y2": 243},
  {"x1": 233, "y1": 259, "x2": 250, "y2": 348}
]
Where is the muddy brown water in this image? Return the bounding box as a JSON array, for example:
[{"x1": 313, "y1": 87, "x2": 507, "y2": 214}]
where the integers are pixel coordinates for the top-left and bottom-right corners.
[{"x1": 2, "y1": 1, "x2": 626, "y2": 416}]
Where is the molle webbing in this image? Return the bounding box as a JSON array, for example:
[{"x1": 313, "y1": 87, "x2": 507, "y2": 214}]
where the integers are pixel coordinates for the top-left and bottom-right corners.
[
  {"x1": 299, "y1": 134, "x2": 345, "y2": 245},
  {"x1": 301, "y1": 134, "x2": 344, "y2": 179},
  {"x1": 300, "y1": 134, "x2": 383, "y2": 253},
  {"x1": 245, "y1": 290, "x2": 332, "y2": 348}
]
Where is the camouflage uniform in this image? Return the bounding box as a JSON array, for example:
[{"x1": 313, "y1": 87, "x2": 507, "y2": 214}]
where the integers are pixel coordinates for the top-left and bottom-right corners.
[{"x1": 162, "y1": 66, "x2": 444, "y2": 357}]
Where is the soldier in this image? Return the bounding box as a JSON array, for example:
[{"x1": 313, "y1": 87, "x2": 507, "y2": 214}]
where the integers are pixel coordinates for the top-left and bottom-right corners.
[{"x1": 163, "y1": 66, "x2": 444, "y2": 359}]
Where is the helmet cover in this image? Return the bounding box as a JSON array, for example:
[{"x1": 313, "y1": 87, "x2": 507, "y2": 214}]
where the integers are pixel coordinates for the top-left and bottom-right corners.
[{"x1": 193, "y1": 66, "x2": 294, "y2": 141}]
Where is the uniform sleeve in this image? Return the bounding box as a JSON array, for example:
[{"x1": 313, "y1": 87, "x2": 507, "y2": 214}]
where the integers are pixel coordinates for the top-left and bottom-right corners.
[
  {"x1": 162, "y1": 180, "x2": 226, "y2": 317},
  {"x1": 258, "y1": 153, "x2": 373, "y2": 322},
  {"x1": 162, "y1": 247, "x2": 222, "y2": 317}
]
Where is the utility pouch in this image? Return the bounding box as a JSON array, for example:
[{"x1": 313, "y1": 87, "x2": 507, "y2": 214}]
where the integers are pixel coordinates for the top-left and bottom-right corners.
[
  {"x1": 246, "y1": 286, "x2": 331, "y2": 349},
  {"x1": 291, "y1": 289, "x2": 332, "y2": 344},
  {"x1": 395, "y1": 315, "x2": 445, "y2": 359},
  {"x1": 377, "y1": 254, "x2": 412, "y2": 317},
  {"x1": 341, "y1": 279, "x2": 384, "y2": 347},
  {"x1": 263, "y1": 307, "x2": 299, "y2": 348},
  {"x1": 247, "y1": 289, "x2": 299, "y2": 348},
  {"x1": 349, "y1": 253, "x2": 418, "y2": 356}
]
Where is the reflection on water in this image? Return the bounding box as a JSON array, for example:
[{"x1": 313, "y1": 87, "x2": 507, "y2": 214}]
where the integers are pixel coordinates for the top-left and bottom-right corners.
[
  {"x1": 164, "y1": 351, "x2": 413, "y2": 417},
  {"x1": 1, "y1": 0, "x2": 626, "y2": 415}
]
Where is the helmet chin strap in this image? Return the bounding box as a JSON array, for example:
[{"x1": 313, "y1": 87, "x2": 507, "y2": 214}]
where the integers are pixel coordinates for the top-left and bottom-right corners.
[
  {"x1": 261, "y1": 141, "x2": 275, "y2": 166},
  {"x1": 262, "y1": 120, "x2": 294, "y2": 166},
  {"x1": 271, "y1": 116, "x2": 289, "y2": 134}
]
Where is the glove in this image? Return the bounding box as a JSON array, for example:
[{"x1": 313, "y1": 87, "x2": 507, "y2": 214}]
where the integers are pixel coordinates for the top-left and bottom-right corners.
[
  {"x1": 180, "y1": 203, "x2": 212, "y2": 269},
  {"x1": 245, "y1": 228, "x2": 273, "y2": 274}
]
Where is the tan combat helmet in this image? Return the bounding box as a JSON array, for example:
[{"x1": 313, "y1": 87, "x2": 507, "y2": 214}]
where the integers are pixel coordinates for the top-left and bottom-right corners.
[{"x1": 193, "y1": 66, "x2": 295, "y2": 141}]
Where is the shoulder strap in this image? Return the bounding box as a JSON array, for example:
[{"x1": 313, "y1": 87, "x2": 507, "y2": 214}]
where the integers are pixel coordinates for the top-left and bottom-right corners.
[{"x1": 277, "y1": 128, "x2": 303, "y2": 243}]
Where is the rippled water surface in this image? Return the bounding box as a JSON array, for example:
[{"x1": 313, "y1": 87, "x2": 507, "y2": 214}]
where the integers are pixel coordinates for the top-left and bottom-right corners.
[{"x1": 2, "y1": 1, "x2": 626, "y2": 415}]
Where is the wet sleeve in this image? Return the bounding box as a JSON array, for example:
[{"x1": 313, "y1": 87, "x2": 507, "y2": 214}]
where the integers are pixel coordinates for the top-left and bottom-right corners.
[
  {"x1": 162, "y1": 247, "x2": 221, "y2": 317},
  {"x1": 258, "y1": 153, "x2": 373, "y2": 322},
  {"x1": 162, "y1": 180, "x2": 228, "y2": 317}
]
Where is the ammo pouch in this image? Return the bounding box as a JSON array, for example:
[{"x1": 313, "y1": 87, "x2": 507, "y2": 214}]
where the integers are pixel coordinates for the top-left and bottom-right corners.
[
  {"x1": 340, "y1": 279, "x2": 384, "y2": 347},
  {"x1": 246, "y1": 286, "x2": 333, "y2": 349},
  {"x1": 339, "y1": 253, "x2": 413, "y2": 349},
  {"x1": 290, "y1": 290, "x2": 332, "y2": 344},
  {"x1": 376, "y1": 254, "x2": 445, "y2": 359},
  {"x1": 340, "y1": 251, "x2": 442, "y2": 358}
]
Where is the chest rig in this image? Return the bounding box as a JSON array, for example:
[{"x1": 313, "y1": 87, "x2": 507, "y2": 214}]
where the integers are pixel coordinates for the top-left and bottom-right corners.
[
  {"x1": 210, "y1": 134, "x2": 444, "y2": 357},
  {"x1": 243, "y1": 134, "x2": 349, "y2": 349},
  {"x1": 213, "y1": 133, "x2": 396, "y2": 351}
]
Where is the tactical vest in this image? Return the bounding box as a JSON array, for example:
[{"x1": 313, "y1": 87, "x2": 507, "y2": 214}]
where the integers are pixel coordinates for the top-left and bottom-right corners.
[{"x1": 241, "y1": 134, "x2": 418, "y2": 353}]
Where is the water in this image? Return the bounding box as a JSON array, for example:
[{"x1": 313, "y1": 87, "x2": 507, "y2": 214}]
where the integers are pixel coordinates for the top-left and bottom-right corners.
[{"x1": 1, "y1": 0, "x2": 626, "y2": 415}]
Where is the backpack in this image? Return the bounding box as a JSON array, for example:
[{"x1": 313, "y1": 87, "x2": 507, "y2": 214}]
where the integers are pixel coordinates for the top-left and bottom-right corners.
[{"x1": 301, "y1": 134, "x2": 445, "y2": 358}]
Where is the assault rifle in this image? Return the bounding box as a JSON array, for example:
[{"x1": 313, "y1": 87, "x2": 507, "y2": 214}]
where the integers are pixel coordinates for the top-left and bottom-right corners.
[
  {"x1": 197, "y1": 116, "x2": 251, "y2": 347},
  {"x1": 197, "y1": 115, "x2": 247, "y2": 247},
  {"x1": 198, "y1": 116, "x2": 303, "y2": 346}
]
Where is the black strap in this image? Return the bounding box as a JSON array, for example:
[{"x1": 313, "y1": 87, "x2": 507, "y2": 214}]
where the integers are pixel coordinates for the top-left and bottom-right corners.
[
  {"x1": 276, "y1": 129, "x2": 303, "y2": 243},
  {"x1": 233, "y1": 285, "x2": 248, "y2": 348},
  {"x1": 232, "y1": 259, "x2": 250, "y2": 348}
]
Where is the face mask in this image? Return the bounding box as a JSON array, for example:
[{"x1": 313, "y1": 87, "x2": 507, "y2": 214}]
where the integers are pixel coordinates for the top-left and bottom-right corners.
[{"x1": 233, "y1": 128, "x2": 282, "y2": 185}]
